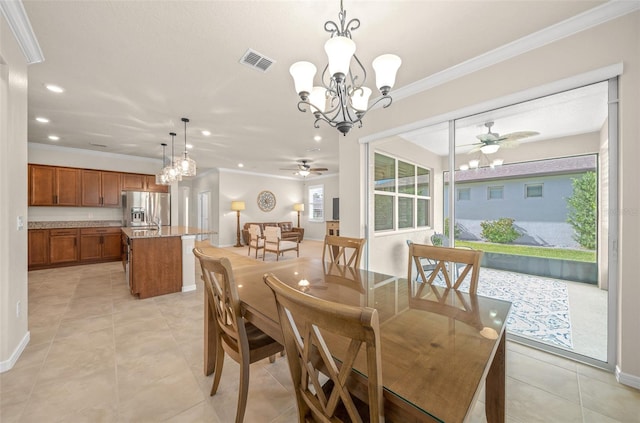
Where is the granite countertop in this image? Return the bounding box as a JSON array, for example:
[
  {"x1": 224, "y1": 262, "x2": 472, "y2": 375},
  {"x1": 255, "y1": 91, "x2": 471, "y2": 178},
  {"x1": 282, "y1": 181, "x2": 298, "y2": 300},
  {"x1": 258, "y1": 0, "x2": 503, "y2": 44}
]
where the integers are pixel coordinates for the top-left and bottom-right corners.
[
  {"x1": 121, "y1": 226, "x2": 210, "y2": 239},
  {"x1": 29, "y1": 220, "x2": 123, "y2": 230}
]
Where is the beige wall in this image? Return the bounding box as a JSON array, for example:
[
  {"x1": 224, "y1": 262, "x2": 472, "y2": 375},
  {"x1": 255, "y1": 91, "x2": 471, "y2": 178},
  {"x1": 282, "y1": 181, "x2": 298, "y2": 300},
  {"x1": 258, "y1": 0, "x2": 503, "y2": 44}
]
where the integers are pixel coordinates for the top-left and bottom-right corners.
[
  {"x1": 340, "y1": 12, "x2": 640, "y2": 384},
  {"x1": 0, "y1": 17, "x2": 29, "y2": 370}
]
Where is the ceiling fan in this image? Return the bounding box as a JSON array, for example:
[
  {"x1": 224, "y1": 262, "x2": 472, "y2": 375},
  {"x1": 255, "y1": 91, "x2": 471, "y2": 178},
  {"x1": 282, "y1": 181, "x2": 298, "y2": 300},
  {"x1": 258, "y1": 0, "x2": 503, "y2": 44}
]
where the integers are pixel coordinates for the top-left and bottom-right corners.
[
  {"x1": 280, "y1": 159, "x2": 328, "y2": 177},
  {"x1": 463, "y1": 122, "x2": 539, "y2": 154}
]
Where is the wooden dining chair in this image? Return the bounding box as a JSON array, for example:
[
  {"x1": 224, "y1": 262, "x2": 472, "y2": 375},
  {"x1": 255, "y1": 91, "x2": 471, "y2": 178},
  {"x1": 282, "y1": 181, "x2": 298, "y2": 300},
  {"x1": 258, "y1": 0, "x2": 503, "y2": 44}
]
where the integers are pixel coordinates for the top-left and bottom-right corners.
[
  {"x1": 247, "y1": 224, "x2": 264, "y2": 259},
  {"x1": 263, "y1": 273, "x2": 384, "y2": 423},
  {"x1": 407, "y1": 243, "x2": 483, "y2": 294},
  {"x1": 193, "y1": 248, "x2": 284, "y2": 423},
  {"x1": 263, "y1": 226, "x2": 299, "y2": 261},
  {"x1": 322, "y1": 235, "x2": 366, "y2": 268}
]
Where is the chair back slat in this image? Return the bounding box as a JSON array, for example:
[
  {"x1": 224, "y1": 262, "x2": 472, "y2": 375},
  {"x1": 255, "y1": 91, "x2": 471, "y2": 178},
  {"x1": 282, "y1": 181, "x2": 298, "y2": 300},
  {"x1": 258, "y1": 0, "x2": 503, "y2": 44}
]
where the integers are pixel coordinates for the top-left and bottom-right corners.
[
  {"x1": 322, "y1": 235, "x2": 366, "y2": 269},
  {"x1": 407, "y1": 243, "x2": 483, "y2": 294},
  {"x1": 264, "y1": 273, "x2": 384, "y2": 423}
]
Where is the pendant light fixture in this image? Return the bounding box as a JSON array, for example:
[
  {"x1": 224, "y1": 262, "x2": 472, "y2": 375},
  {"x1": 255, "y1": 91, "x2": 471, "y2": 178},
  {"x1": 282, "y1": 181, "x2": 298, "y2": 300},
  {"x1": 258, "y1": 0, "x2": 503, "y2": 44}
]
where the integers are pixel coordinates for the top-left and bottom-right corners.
[
  {"x1": 156, "y1": 143, "x2": 170, "y2": 185},
  {"x1": 163, "y1": 132, "x2": 182, "y2": 183},
  {"x1": 179, "y1": 117, "x2": 196, "y2": 177}
]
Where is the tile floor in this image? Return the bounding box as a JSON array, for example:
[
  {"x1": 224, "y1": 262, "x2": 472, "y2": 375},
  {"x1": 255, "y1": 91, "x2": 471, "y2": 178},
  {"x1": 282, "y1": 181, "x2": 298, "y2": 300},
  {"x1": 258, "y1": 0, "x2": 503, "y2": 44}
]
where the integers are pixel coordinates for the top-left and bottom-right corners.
[{"x1": 1, "y1": 241, "x2": 639, "y2": 422}]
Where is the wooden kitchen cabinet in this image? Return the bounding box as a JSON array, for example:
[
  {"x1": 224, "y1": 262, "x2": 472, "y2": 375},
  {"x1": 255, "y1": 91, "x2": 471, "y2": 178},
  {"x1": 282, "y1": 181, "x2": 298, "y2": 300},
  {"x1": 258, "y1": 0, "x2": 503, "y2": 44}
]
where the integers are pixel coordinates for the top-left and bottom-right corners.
[
  {"x1": 49, "y1": 228, "x2": 79, "y2": 265},
  {"x1": 28, "y1": 229, "x2": 49, "y2": 267},
  {"x1": 122, "y1": 173, "x2": 168, "y2": 193},
  {"x1": 81, "y1": 170, "x2": 122, "y2": 207},
  {"x1": 80, "y1": 227, "x2": 122, "y2": 262},
  {"x1": 29, "y1": 165, "x2": 81, "y2": 206},
  {"x1": 129, "y1": 236, "x2": 182, "y2": 299}
]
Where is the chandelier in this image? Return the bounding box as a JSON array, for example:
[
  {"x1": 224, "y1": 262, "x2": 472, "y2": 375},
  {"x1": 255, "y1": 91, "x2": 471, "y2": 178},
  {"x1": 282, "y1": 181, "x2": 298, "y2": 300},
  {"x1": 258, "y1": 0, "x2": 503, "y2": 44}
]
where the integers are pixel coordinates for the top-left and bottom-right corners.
[
  {"x1": 178, "y1": 117, "x2": 196, "y2": 177},
  {"x1": 289, "y1": 0, "x2": 401, "y2": 135}
]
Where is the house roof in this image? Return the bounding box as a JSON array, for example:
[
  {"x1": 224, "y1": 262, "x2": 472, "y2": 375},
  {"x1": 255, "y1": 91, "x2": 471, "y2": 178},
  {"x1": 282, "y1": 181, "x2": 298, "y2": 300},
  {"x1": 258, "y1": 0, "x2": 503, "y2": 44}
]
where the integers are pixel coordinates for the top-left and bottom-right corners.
[{"x1": 446, "y1": 155, "x2": 597, "y2": 184}]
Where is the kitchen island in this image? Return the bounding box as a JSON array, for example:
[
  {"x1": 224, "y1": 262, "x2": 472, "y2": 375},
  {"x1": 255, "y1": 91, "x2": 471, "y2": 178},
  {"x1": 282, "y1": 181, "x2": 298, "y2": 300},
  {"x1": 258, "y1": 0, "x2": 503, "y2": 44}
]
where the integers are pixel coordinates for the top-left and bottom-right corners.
[{"x1": 122, "y1": 226, "x2": 208, "y2": 299}]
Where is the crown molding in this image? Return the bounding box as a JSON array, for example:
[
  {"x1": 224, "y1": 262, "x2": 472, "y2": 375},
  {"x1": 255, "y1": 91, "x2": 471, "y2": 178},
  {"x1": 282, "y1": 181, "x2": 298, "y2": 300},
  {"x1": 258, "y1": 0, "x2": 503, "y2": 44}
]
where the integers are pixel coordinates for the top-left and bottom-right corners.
[
  {"x1": 0, "y1": 0, "x2": 44, "y2": 64},
  {"x1": 386, "y1": 0, "x2": 638, "y2": 103}
]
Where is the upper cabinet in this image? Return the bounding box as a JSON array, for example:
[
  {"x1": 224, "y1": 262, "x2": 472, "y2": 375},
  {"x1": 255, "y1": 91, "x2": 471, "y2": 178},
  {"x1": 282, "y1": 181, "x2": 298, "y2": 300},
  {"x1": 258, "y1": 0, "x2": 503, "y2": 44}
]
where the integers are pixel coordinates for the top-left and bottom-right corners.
[
  {"x1": 29, "y1": 165, "x2": 81, "y2": 206},
  {"x1": 81, "y1": 170, "x2": 122, "y2": 207},
  {"x1": 29, "y1": 164, "x2": 168, "y2": 207},
  {"x1": 122, "y1": 173, "x2": 169, "y2": 193}
]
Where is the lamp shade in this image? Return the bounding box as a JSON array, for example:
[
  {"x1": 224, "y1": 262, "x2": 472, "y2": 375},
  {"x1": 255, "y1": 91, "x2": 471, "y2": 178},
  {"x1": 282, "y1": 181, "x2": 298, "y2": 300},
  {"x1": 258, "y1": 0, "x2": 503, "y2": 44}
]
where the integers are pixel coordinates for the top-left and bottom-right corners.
[
  {"x1": 308, "y1": 86, "x2": 327, "y2": 113},
  {"x1": 293, "y1": 203, "x2": 305, "y2": 212},
  {"x1": 231, "y1": 201, "x2": 245, "y2": 211},
  {"x1": 372, "y1": 54, "x2": 402, "y2": 92},
  {"x1": 351, "y1": 86, "x2": 372, "y2": 112},
  {"x1": 324, "y1": 36, "x2": 356, "y2": 78},
  {"x1": 289, "y1": 61, "x2": 317, "y2": 95},
  {"x1": 480, "y1": 143, "x2": 500, "y2": 154}
]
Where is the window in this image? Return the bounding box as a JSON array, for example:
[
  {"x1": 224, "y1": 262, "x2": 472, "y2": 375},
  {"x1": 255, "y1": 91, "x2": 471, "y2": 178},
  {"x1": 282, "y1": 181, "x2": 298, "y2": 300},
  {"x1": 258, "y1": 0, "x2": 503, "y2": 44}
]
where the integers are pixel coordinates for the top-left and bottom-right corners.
[
  {"x1": 308, "y1": 185, "x2": 324, "y2": 222},
  {"x1": 526, "y1": 183, "x2": 543, "y2": 198},
  {"x1": 488, "y1": 186, "x2": 504, "y2": 200},
  {"x1": 457, "y1": 188, "x2": 470, "y2": 201},
  {"x1": 374, "y1": 152, "x2": 431, "y2": 231}
]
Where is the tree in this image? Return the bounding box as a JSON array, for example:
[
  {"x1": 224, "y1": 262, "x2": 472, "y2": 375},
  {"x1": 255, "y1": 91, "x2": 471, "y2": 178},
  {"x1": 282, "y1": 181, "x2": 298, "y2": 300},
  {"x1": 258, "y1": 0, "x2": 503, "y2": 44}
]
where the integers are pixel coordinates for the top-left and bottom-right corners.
[{"x1": 566, "y1": 171, "x2": 596, "y2": 250}]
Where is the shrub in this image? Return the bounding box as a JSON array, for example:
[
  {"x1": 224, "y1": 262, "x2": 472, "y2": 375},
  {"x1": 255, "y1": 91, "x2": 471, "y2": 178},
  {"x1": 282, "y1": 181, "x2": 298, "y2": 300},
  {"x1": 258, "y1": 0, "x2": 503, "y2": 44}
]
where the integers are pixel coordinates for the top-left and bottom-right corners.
[
  {"x1": 566, "y1": 172, "x2": 596, "y2": 250},
  {"x1": 480, "y1": 218, "x2": 521, "y2": 244},
  {"x1": 444, "y1": 217, "x2": 461, "y2": 239}
]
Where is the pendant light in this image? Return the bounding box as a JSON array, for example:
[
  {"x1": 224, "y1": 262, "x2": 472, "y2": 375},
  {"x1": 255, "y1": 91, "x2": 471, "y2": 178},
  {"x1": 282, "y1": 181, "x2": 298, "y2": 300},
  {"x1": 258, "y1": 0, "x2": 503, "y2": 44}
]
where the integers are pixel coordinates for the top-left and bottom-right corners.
[
  {"x1": 179, "y1": 117, "x2": 196, "y2": 177},
  {"x1": 163, "y1": 132, "x2": 182, "y2": 183},
  {"x1": 155, "y1": 143, "x2": 170, "y2": 185}
]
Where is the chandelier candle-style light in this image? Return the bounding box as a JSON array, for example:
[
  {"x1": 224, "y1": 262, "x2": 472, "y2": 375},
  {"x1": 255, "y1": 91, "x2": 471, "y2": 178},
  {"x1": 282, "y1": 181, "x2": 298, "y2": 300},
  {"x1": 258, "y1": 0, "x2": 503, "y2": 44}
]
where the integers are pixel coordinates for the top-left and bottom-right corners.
[
  {"x1": 163, "y1": 132, "x2": 182, "y2": 183},
  {"x1": 178, "y1": 117, "x2": 196, "y2": 177},
  {"x1": 289, "y1": 0, "x2": 401, "y2": 135}
]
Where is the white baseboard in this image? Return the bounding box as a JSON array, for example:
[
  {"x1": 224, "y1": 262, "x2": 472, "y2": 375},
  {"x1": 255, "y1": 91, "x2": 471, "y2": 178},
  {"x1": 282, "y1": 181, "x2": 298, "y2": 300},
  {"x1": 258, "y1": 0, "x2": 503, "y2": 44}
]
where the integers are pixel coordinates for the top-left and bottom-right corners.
[
  {"x1": 0, "y1": 331, "x2": 30, "y2": 373},
  {"x1": 616, "y1": 365, "x2": 640, "y2": 389},
  {"x1": 182, "y1": 284, "x2": 196, "y2": 293}
]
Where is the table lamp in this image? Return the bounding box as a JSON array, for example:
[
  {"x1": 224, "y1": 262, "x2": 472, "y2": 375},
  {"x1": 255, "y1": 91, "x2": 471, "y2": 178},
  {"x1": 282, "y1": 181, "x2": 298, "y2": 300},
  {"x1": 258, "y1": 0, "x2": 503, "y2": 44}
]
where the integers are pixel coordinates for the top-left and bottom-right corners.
[
  {"x1": 293, "y1": 203, "x2": 304, "y2": 227},
  {"x1": 231, "y1": 201, "x2": 245, "y2": 247}
]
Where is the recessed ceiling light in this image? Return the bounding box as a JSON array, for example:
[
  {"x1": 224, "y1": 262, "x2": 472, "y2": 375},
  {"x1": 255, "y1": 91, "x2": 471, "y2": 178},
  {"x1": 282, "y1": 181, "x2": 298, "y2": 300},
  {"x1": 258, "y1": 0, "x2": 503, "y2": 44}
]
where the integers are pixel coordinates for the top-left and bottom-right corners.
[
  {"x1": 48, "y1": 135, "x2": 60, "y2": 141},
  {"x1": 45, "y1": 84, "x2": 64, "y2": 93},
  {"x1": 201, "y1": 130, "x2": 211, "y2": 136},
  {"x1": 314, "y1": 135, "x2": 322, "y2": 142},
  {"x1": 238, "y1": 163, "x2": 244, "y2": 168},
  {"x1": 186, "y1": 143, "x2": 193, "y2": 149},
  {"x1": 36, "y1": 117, "x2": 49, "y2": 123}
]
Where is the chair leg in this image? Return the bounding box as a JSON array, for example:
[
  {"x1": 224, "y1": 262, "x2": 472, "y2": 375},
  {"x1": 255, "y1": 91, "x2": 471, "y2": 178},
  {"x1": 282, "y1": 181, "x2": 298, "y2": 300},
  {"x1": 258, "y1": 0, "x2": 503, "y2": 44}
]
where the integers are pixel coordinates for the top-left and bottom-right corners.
[
  {"x1": 236, "y1": 356, "x2": 250, "y2": 423},
  {"x1": 210, "y1": 342, "x2": 225, "y2": 396},
  {"x1": 269, "y1": 355, "x2": 275, "y2": 363}
]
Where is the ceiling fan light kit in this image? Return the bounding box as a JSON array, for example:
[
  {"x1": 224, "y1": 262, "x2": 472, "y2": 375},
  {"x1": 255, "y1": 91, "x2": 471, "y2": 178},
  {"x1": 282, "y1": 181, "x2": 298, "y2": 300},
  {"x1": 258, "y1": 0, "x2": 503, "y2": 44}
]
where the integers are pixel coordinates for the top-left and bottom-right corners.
[
  {"x1": 289, "y1": 0, "x2": 401, "y2": 136},
  {"x1": 280, "y1": 159, "x2": 328, "y2": 177}
]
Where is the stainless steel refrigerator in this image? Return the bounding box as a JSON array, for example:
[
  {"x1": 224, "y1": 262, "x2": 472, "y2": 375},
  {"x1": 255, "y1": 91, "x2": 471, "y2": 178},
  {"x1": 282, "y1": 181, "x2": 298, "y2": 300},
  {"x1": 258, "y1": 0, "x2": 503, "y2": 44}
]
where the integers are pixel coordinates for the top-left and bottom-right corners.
[{"x1": 122, "y1": 191, "x2": 171, "y2": 227}]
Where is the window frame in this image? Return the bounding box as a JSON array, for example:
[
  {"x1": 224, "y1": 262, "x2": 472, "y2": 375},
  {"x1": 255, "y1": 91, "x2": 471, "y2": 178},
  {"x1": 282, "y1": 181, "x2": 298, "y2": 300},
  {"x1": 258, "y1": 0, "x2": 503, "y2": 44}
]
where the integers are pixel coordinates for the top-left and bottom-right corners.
[
  {"x1": 308, "y1": 184, "x2": 324, "y2": 223},
  {"x1": 487, "y1": 185, "x2": 504, "y2": 200},
  {"x1": 457, "y1": 187, "x2": 471, "y2": 201},
  {"x1": 374, "y1": 152, "x2": 431, "y2": 233},
  {"x1": 525, "y1": 183, "x2": 544, "y2": 198}
]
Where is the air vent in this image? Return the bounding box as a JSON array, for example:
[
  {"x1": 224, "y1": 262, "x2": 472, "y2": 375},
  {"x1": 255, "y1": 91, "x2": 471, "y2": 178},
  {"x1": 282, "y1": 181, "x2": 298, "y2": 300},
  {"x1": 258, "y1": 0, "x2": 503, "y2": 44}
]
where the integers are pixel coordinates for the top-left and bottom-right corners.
[
  {"x1": 239, "y1": 49, "x2": 275, "y2": 73},
  {"x1": 89, "y1": 143, "x2": 107, "y2": 148}
]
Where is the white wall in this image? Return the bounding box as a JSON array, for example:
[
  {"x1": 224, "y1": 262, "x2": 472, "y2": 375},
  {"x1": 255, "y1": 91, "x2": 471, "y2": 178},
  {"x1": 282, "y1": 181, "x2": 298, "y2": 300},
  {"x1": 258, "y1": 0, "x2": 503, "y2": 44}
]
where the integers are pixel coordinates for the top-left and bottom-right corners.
[
  {"x1": 216, "y1": 170, "x2": 303, "y2": 246},
  {"x1": 302, "y1": 174, "x2": 339, "y2": 241},
  {"x1": 340, "y1": 12, "x2": 640, "y2": 384},
  {"x1": 0, "y1": 16, "x2": 29, "y2": 371}
]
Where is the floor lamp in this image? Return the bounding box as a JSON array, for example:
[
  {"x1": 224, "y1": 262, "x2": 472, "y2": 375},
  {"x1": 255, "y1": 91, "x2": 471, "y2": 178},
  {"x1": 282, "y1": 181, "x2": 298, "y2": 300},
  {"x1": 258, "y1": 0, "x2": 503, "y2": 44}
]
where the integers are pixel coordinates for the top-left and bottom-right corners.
[
  {"x1": 293, "y1": 203, "x2": 304, "y2": 227},
  {"x1": 231, "y1": 201, "x2": 245, "y2": 247}
]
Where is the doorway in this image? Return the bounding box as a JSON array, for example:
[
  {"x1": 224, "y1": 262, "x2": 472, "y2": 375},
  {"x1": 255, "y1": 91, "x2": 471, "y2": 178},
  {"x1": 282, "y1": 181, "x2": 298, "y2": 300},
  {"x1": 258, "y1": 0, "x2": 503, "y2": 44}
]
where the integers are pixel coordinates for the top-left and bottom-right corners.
[{"x1": 197, "y1": 191, "x2": 210, "y2": 241}]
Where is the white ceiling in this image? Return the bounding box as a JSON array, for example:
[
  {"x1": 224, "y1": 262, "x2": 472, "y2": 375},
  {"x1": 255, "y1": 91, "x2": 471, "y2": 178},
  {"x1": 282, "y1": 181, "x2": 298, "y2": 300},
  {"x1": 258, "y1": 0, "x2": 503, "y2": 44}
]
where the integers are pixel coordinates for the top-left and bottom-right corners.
[{"x1": 21, "y1": 0, "x2": 607, "y2": 178}]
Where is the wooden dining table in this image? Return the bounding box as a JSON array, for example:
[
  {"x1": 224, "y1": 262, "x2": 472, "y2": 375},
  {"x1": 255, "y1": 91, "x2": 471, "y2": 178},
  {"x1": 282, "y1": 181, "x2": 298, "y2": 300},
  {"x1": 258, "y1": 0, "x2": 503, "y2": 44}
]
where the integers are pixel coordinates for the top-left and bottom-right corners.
[{"x1": 203, "y1": 257, "x2": 511, "y2": 423}]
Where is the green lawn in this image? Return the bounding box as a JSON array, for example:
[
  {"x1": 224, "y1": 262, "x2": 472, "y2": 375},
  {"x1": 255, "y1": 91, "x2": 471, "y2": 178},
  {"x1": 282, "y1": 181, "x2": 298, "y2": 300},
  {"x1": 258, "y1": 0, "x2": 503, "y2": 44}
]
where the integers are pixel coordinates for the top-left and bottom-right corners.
[{"x1": 455, "y1": 240, "x2": 596, "y2": 262}]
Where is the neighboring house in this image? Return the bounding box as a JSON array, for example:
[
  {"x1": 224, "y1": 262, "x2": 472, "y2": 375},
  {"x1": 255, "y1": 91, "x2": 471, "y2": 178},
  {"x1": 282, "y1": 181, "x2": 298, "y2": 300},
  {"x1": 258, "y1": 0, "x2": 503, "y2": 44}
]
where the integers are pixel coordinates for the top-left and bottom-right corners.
[{"x1": 444, "y1": 155, "x2": 596, "y2": 248}]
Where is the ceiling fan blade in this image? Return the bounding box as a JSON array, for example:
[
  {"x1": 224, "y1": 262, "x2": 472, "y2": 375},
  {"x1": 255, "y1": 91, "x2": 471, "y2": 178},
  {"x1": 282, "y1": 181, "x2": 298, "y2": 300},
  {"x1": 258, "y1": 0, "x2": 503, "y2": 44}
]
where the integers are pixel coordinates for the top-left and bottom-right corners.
[
  {"x1": 497, "y1": 140, "x2": 520, "y2": 148},
  {"x1": 456, "y1": 141, "x2": 483, "y2": 148},
  {"x1": 499, "y1": 131, "x2": 540, "y2": 141},
  {"x1": 467, "y1": 145, "x2": 482, "y2": 154},
  {"x1": 279, "y1": 167, "x2": 300, "y2": 171},
  {"x1": 309, "y1": 167, "x2": 328, "y2": 172},
  {"x1": 477, "y1": 133, "x2": 499, "y2": 142}
]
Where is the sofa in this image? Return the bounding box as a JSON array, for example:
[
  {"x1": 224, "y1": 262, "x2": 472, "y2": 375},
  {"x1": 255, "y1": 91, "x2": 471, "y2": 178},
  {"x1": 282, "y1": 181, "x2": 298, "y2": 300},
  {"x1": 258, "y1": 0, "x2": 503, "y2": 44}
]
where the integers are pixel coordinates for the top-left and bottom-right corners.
[{"x1": 242, "y1": 222, "x2": 304, "y2": 245}]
